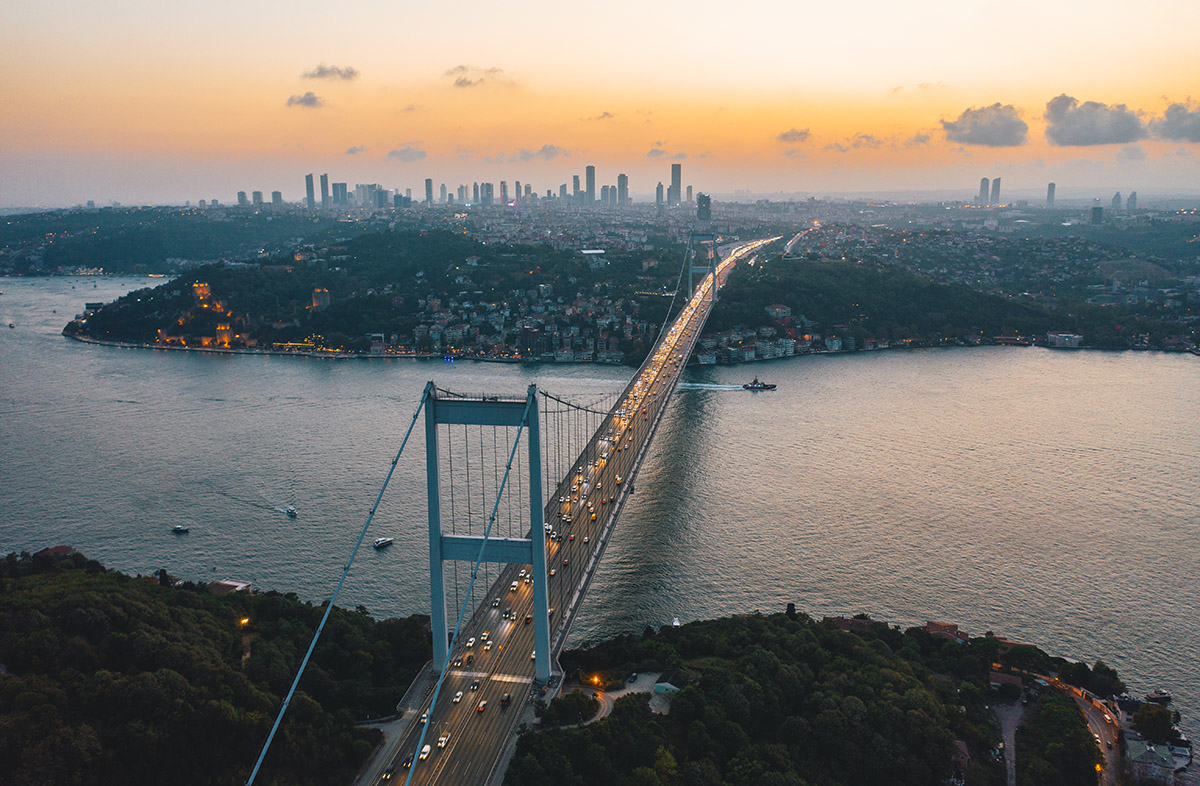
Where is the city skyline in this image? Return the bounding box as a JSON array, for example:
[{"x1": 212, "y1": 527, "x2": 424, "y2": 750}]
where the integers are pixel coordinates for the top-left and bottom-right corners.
[{"x1": 4, "y1": 0, "x2": 1200, "y2": 207}]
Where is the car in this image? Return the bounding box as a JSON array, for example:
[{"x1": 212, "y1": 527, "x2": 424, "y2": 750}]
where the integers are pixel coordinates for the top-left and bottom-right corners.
[
  {"x1": 548, "y1": 568, "x2": 556, "y2": 577},
  {"x1": 1103, "y1": 714, "x2": 1113, "y2": 723},
  {"x1": 452, "y1": 691, "x2": 463, "y2": 703},
  {"x1": 465, "y1": 653, "x2": 473, "y2": 665},
  {"x1": 381, "y1": 765, "x2": 395, "y2": 781},
  {"x1": 524, "y1": 613, "x2": 532, "y2": 624},
  {"x1": 595, "y1": 481, "x2": 602, "y2": 489},
  {"x1": 510, "y1": 581, "x2": 519, "y2": 592},
  {"x1": 470, "y1": 679, "x2": 480, "y2": 691},
  {"x1": 484, "y1": 640, "x2": 493, "y2": 651},
  {"x1": 518, "y1": 569, "x2": 526, "y2": 579},
  {"x1": 419, "y1": 711, "x2": 428, "y2": 725},
  {"x1": 476, "y1": 700, "x2": 488, "y2": 712},
  {"x1": 452, "y1": 656, "x2": 463, "y2": 667},
  {"x1": 591, "y1": 513, "x2": 597, "y2": 521},
  {"x1": 504, "y1": 608, "x2": 513, "y2": 619},
  {"x1": 466, "y1": 637, "x2": 475, "y2": 647},
  {"x1": 524, "y1": 575, "x2": 532, "y2": 584},
  {"x1": 562, "y1": 559, "x2": 569, "y2": 566},
  {"x1": 402, "y1": 754, "x2": 413, "y2": 769},
  {"x1": 569, "y1": 534, "x2": 575, "y2": 541},
  {"x1": 583, "y1": 536, "x2": 589, "y2": 544},
  {"x1": 530, "y1": 650, "x2": 536, "y2": 660},
  {"x1": 491, "y1": 598, "x2": 500, "y2": 607},
  {"x1": 1106, "y1": 740, "x2": 1113, "y2": 749},
  {"x1": 438, "y1": 734, "x2": 449, "y2": 748},
  {"x1": 500, "y1": 692, "x2": 511, "y2": 707},
  {"x1": 628, "y1": 672, "x2": 638, "y2": 683},
  {"x1": 419, "y1": 744, "x2": 431, "y2": 761},
  {"x1": 481, "y1": 631, "x2": 489, "y2": 641}
]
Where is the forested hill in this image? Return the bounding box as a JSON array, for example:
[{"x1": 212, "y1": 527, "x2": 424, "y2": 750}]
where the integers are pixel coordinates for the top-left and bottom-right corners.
[{"x1": 0, "y1": 549, "x2": 431, "y2": 786}]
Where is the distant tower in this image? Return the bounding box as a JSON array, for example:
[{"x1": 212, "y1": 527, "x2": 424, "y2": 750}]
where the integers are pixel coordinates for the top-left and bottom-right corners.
[
  {"x1": 425, "y1": 178, "x2": 434, "y2": 205},
  {"x1": 617, "y1": 173, "x2": 629, "y2": 207},
  {"x1": 271, "y1": 190, "x2": 283, "y2": 207},
  {"x1": 1046, "y1": 182, "x2": 1056, "y2": 209},
  {"x1": 670, "y1": 163, "x2": 682, "y2": 205},
  {"x1": 686, "y1": 185, "x2": 693, "y2": 204},
  {"x1": 1111, "y1": 192, "x2": 1122, "y2": 211},
  {"x1": 1091, "y1": 205, "x2": 1104, "y2": 225},
  {"x1": 559, "y1": 183, "x2": 567, "y2": 199},
  {"x1": 237, "y1": 190, "x2": 249, "y2": 207},
  {"x1": 305, "y1": 174, "x2": 316, "y2": 210},
  {"x1": 990, "y1": 177, "x2": 1001, "y2": 206},
  {"x1": 440, "y1": 183, "x2": 448, "y2": 204},
  {"x1": 251, "y1": 190, "x2": 263, "y2": 206},
  {"x1": 514, "y1": 181, "x2": 522, "y2": 204},
  {"x1": 333, "y1": 182, "x2": 347, "y2": 205},
  {"x1": 697, "y1": 193, "x2": 711, "y2": 222},
  {"x1": 585, "y1": 165, "x2": 596, "y2": 205},
  {"x1": 473, "y1": 182, "x2": 480, "y2": 203},
  {"x1": 572, "y1": 175, "x2": 581, "y2": 204},
  {"x1": 655, "y1": 182, "x2": 664, "y2": 206},
  {"x1": 979, "y1": 177, "x2": 989, "y2": 205},
  {"x1": 1127, "y1": 191, "x2": 1137, "y2": 212},
  {"x1": 500, "y1": 181, "x2": 508, "y2": 203},
  {"x1": 320, "y1": 174, "x2": 330, "y2": 209}
]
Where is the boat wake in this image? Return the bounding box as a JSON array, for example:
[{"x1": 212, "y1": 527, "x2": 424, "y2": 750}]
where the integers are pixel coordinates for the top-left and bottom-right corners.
[{"x1": 677, "y1": 383, "x2": 744, "y2": 391}]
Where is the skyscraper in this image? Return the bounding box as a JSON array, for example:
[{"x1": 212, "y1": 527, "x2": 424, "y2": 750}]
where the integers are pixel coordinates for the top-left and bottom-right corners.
[
  {"x1": 1127, "y1": 191, "x2": 1137, "y2": 212},
  {"x1": 305, "y1": 174, "x2": 315, "y2": 210},
  {"x1": 237, "y1": 190, "x2": 249, "y2": 207},
  {"x1": 655, "y1": 182, "x2": 664, "y2": 206},
  {"x1": 473, "y1": 182, "x2": 480, "y2": 203},
  {"x1": 1091, "y1": 206, "x2": 1104, "y2": 225},
  {"x1": 500, "y1": 181, "x2": 508, "y2": 203},
  {"x1": 320, "y1": 174, "x2": 330, "y2": 209},
  {"x1": 979, "y1": 177, "x2": 989, "y2": 205},
  {"x1": 585, "y1": 165, "x2": 596, "y2": 205},
  {"x1": 425, "y1": 178, "x2": 433, "y2": 205},
  {"x1": 251, "y1": 190, "x2": 263, "y2": 206},
  {"x1": 559, "y1": 184, "x2": 567, "y2": 199},
  {"x1": 670, "y1": 164, "x2": 682, "y2": 206},
  {"x1": 697, "y1": 193, "x2": 711, "y2": 222},
  {"x1": 515, "y1": 181, "x2": 522, "y2": 204},
  {"x1": 271, "y1": 190, "x2": 283, "y2": 207},
  {"x1": 600, "y1": 185, "x2": 610, "y2": 205},
  {"x1": 440, "y1": 183, "x2": 447, "y2": 203},
  {"x1": 333, "y1": 182, "x2": 347, "y2": 205},
  {"x1": 990, "y1": 177, "x2": 1001, "y2": 206},
  {"x1": 572, "y1": 175, "x2": 581, "y2": 203},
  {"x1": 617, "y1": 173, "x2": 629, "y2": 207},
  {"x1": 1111, "y1": 192, "x2": 1122, "y2": 211},
  {"x1": 1046, "y1": 182, "x2": 1056, "y2": 209}
]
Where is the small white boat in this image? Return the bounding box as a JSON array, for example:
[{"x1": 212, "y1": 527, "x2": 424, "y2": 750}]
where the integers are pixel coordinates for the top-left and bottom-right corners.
[
  {"x1": 672, "y1": 616, "x2": 681, "y2": 627},
  {"x1": 373, "y1": 537, "x2": 393, "y2": 549},
  {"x1": 172, "y1": 524, "x2": 189, "y2": 533},
  {"x1": 284, "y1": 506, "x2": 297, "y2": 518}
]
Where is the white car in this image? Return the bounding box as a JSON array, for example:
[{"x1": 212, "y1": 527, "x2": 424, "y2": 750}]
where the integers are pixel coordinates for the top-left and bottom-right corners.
[
  {"x1": 484, "y1": 640, "x2": 493, "y2": 651},
  {"x1": 419, "y1": 744, "x2": 431, "y2": 760},
  {"x1": 452, "y1": 691, "x2": 463, "y2": 703},
  {"x1": 437, "y1": 734, "x2": 449, "y2": 748},
  {"x1": 466, "y1": 637, "x2": 475, "y2": 648}
]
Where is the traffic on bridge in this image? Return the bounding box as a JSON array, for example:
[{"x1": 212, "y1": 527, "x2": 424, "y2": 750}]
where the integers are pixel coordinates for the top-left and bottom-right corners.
[{"x1": 376, "y1": 236, "x2": 778, "y2": 786}]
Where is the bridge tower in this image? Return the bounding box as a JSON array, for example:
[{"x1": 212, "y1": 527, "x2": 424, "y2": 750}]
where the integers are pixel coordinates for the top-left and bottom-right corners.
[
  {"x1": 685, "y1": 232, "x2": 719, "y2": 302},
  {"x1": 424, "y1": 383, "x2": 552, "y2": 682}
]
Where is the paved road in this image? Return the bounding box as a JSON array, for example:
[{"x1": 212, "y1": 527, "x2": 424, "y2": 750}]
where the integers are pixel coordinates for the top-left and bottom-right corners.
[{"x1": 373, "y1": 239, "x2": 777, "y2": 786}]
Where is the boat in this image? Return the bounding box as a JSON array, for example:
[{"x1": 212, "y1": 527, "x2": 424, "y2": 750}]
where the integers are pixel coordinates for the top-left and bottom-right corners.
[
  {"x1": 742, "y1": 377, "x2": 776, "y2": 391},
  {"x1": 172, "y1": 524, "x2": 189, "y2": 533},
  {"x1": 373, "y1": 537, "x2": 393, "y2": 549},
  {"x1": 1145, "y1": 688, "x2": 1173, "y2": 705},
  {"x1": 284, "y1": 506, "x2": 298, "y2": 518},
  {"x1": 672, "y1": 616, "x2": 681, "y2": 627}
]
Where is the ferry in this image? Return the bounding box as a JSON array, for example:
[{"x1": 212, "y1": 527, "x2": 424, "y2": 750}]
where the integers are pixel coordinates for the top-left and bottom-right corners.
[
  {"x1": 284, "y1": 506, "x2": 298, "y2": 518},
  {"x1": 373, "y1": 537, "x2": 394, "y2": 549},
  {"x1": 743, "y1": 377, "x2": 777, "y2": 391},
  {"x1": 172, "y1": 524, "x2": 189, "y2": 533}
]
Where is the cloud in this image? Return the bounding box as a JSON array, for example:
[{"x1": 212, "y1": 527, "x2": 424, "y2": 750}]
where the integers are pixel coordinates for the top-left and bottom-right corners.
[
  {"x1": 286, "y1": 92, "x2": 323, "y2": 108},
  {"x1": 456, "y1": 147, "x2": 475, "y2": 160},
  {"x1": 402, "y1": 104, "x2": 420, "y2": 113},
  {"x1": 303, "y1": 64, "x2": 358, "y2": 80},
  {"x1": 1115, "y1": 144, "x2": 1148, "y2": 163},
  {"x1": 584, "y1": 111, "x2": 615, "y2": 121},
  {"x1": 776, "y1": 128, "x2": 811, "y2": 144},
  {"x1": 825, "y1": 133, "x2": 886, "y2": 153},
  {"x1": 646, "y1": 148, "x2": 667, "y2": 158},
  {"x1": 695, "y1": 152, "x2": 713, "y2": 159},
  {"x1": 1150, "y1": 103, "x2": 1200, "y2": 142},
  {"x1": 941, "y1": 103, "x2": 1027, "y2": 146},
  {"x1": 783, "y1": 149, "x2": 807, "y2": 159},
  {"x1": 445, "y1": 65, "x2": 508, "y2": 88},
  {"x1": 387, "y1": 146, "x2": 427, "y2": 163},
  {"x1": 345, "y1": 145, "x2": 366, "y2": 155},
  {"x1": 1044, "y1": 94, "x2": 1147, "y2": 146},
  {"x1": 521, "y1": 144, "x2": 567, "y2": 161},
  {"x1": 905, "y1": 132, "x2": 932, "y2": 148},
  {"x1": 669, "y1": 152, "x2": 687, "y2": 160}
]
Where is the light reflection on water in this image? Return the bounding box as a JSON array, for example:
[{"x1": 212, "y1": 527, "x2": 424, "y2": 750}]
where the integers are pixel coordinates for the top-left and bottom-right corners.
[{"x1": 2, "y1": 276, "x2": 1197, "y2": 748}]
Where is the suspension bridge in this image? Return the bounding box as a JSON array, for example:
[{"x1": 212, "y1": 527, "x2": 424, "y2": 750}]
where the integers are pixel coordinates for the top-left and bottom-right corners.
[{"x1": 246, "y1": 237, "x2": 777, "y2": 786}]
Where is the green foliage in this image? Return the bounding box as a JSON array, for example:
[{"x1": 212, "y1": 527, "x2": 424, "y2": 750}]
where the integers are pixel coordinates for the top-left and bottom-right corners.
[
  {"x1": 0, "y1": 550, "x2": 430, "y2": 786},
  {"x1": 508, "y1": 613, "x2": 1009, "y2": 786},
  {"x1": 541, "y1": 690, "x2": 600, "y2": 727},
  {"x1": 1132, "y1": 704, "x2": 1175, "y2": 744},
  {"x1": 1015, "y1": 692, "x2": 1101, "y2": 786},
  {"x1": 1057, "y1": 660, "x2": 1125, "y2": 698}
]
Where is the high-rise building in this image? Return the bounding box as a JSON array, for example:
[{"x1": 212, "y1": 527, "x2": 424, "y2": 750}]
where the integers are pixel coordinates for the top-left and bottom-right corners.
[
  {"x1": 500, "y1": 181, "x2": 508, "y2": 203},
  {"x1": 440, "y1": 183, "x2": 447, "y2": 203},
  {"x1": 979, "y1": 177, "x2": 989, "y2": 205},
  {"x1": 424, "y1": 178, "x2": 433, "y2": 205},
  {"x1": 320, "y1": 174, "x2": 330, "y2": 209},
  {"x1": 697, "y1": 193, "x2": 711, "y2": 222},
  {"x1": 305, "y1": 174, "x2": 315, "y2": 210},
  {"x1": 1091, "y1": 205, "x2": 1104, "y2": 225},
  {"x1": 600, "y1": 185, "x2": 610, "y2": 205},
  {"x1": 1111, "y1": 192, "x2": 1122, "y2": 211},
  {"x1": 1127, "y1": 191, "x2": 1137, "y2": 212},
  {"x1": 670, "y1": 163, "x2": 682, "y2": 206},
  {"x1": 525, "y1": 184, "x2": 532, "y2": 199},
  {"x1": 686, "y1": 185, "x2": 693, "y2": 203},
  {"x1": 990, "y1": 177, "x2": 1001, "y2": 205},
  {"x1": 237, "y1": 190, "x2": 249, "y2": 207},
  {"x1": 655, "y1": 182, "x2": 664, "y2": 206},
  {"x1": 473, "y1": 182, "x2": 480, "y2": 203},
  {"x1": 481, "y1": 182, "x2": 494, "y2": 207},
  {"x1": 251, "y1": 190, "x2": 263, "y2": 206},
  {"x1": 514, "y1": 181, "x2": 522, "y2": 204},
  {"x1": 572, "y1": 175, "x2": 581, "y2": 203},
  {"x1": 617, "y1": 173, "x2": 629, "y2": 207},
  {"x1": 585, "y1": 165, "x2": 596, "y2": 205},
  {"x1": 1046, "y1": 182, "x2": 1056, "y2": 209},
  {"x1": 333, "y1": 182, "x2": 347, "y2": 205},
  {"x1": 271, "y1": 190, "x2": 283, "y2": 207},
  {"x1": 559, "y1": 184, "x2": 568, "y2": 199}
]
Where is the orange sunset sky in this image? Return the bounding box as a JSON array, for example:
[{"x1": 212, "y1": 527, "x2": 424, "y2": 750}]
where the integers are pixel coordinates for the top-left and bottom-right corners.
[{"x1": 3, "y1": 0, "x2": 1199, "y2": 206}]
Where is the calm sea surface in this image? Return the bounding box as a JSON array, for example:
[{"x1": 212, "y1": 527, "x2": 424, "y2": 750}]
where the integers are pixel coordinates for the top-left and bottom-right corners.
[{"x1": 2, "y1": 276, "x2": 1198, "y2": 747}]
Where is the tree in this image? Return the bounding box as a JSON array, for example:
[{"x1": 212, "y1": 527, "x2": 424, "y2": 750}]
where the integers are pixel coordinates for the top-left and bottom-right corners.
[{"x1": 1133, "y1": 704, "x2": 1175, "y2": 744}]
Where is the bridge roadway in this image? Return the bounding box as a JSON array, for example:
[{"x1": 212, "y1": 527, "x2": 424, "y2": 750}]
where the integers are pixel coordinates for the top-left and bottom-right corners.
[{"x1": 377, "y1": 237, "x2": 777, "y2": 786}]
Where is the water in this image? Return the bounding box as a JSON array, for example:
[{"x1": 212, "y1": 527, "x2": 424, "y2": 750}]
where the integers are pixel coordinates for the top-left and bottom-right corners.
[{"x1": 2, "y1": 277, "x2": 1198, "y2": 750}]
